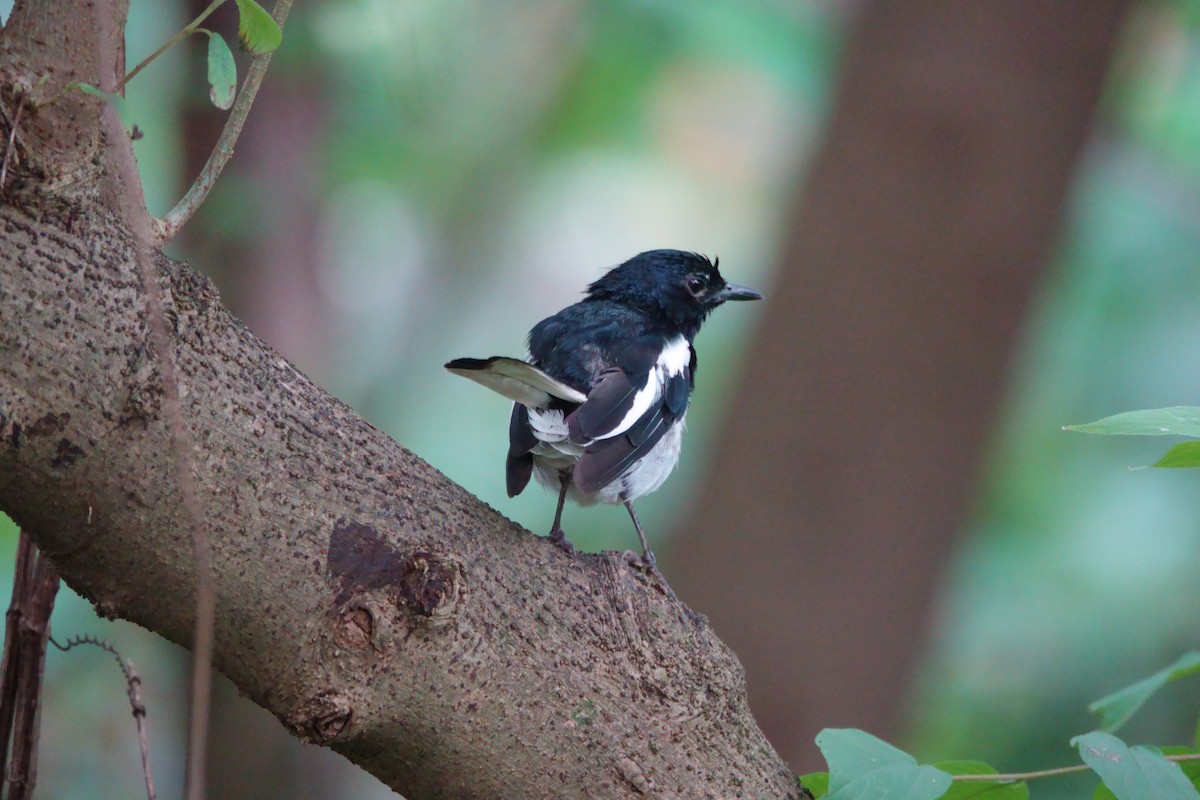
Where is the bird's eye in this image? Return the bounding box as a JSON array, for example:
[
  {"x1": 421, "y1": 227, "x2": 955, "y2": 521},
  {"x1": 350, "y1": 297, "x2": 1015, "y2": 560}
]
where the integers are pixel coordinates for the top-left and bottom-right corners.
[{"x1": 686, "y1": 276, "x2": 706, "y2": 297}]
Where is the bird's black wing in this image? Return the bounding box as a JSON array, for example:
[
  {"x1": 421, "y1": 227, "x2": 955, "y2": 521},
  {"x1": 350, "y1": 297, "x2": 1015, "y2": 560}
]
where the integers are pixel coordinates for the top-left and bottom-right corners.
[{"x1": 567, "y1": 337, "x2": 693, "y2": 494}]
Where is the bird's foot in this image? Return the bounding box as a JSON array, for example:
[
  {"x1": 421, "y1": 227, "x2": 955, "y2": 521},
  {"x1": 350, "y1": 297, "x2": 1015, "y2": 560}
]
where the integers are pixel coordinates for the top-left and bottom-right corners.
[
  {"x1": 547, "y1": 526, "x2": 576, "y2": 555},
  {"x1": 621, "y1": 549, "x2": 649, "y2": 569},
  {"x1": 622, "y1": 549, "x2": 677, "y2": 600}
]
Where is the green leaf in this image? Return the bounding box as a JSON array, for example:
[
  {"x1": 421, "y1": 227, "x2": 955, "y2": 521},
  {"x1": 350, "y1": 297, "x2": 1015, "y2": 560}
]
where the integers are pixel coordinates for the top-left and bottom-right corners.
[
  {"x1": 205, "y1": 32, "x2": 237, "y2": 110},
  {"x1": 1072, "y1": 731, "x2": 1200, "y2": 800},
  {"x1": 799, "y1": 772, "x2": 829, "y2": 798},
  {"x1": 816, "y1": 728, "x2": 953, "y2": 800},
  {"x1": 818, "y1": 728, "x2": 917, "y2": 791},
  {"x1": 825, "y1": 765, "x2": 954, "y2": 800},
  {"x1": 233, "y1": 0, "x2": 283, "y2": 54},
  {"x1": 935, "y1": 761, "x2": 1029, "y2": 799},
  {"x1": 1161, "y1": 747, "x2": 1200, "y2": 792},
  {"x1": 1093, "y1": 749, "x2": 1200, "y2": 799},
  {"x1": 1089, "y1": 652, "x2": 1200, "y2": 732},
  {"x1": 1065, "y1": 407, "x2": 1200, "y2": 438},
  {"x1": 1151, "y1": 442, "x2": 1200, "y2": 468}
]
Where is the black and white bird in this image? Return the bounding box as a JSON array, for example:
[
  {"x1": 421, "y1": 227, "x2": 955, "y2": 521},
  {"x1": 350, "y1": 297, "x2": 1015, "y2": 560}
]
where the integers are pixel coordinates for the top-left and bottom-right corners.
[{"x1": 445, "y1": 249, "x2": 762, "y2": 571}]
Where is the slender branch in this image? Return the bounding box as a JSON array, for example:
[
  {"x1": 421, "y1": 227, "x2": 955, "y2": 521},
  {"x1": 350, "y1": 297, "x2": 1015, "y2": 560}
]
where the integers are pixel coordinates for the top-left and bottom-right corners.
[
  {"x1": 0, "y1": 534, "x2": 36, "y2": 787},
  {"x1": 1, "y1": 532, "x2": 60, "y2": 800},
  {"x1": 115, "y1": 0, "x2": 227, "y2": 93},
  {"x1": 155, "y1": 0, "x2": 294, "y2": 244},
  {"x1": 49, "y1": 636, "x2": 156, "y2": 800},
  {"x1": 951, "y1": 753, "x2": 1200, "y2": 783},
  {"x1": 951, "y1": 763, "x2": 1090, "y2": 783},
  {"x1": 129, "y1": 663, "x2": 155, "y2": 800}
]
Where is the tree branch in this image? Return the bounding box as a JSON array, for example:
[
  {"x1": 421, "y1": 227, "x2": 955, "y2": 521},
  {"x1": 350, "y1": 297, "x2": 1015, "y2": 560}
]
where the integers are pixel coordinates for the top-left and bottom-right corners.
[
  {"x1": 0, "y1": 3, "x2": 800, "y2": 796},
  {"x1": 0, "y1": 0, "x2": 130, "y2": 187},
  {"x1": 0, "y1": 196, "x2": 799, "y2": 797}
]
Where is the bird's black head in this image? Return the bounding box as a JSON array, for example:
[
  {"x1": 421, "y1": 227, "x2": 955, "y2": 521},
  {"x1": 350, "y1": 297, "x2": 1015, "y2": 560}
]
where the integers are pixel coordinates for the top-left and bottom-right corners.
[{"x1": 584, "y1": 250, "x2": 762, "y2": 337}]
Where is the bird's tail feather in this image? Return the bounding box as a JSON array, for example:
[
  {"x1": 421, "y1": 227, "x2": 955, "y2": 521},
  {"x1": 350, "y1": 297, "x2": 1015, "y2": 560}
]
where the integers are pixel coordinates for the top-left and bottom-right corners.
[{"x1": 445, "y1": 356, "x2": 587, "y2": 408}]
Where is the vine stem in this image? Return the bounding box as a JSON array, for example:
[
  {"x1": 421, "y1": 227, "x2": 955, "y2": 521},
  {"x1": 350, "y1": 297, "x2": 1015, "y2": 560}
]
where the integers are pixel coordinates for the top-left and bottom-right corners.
[
  {"x1": 49, "y1": 636, "x2": 156, "y2": 800},
  {"x1": 951, "y1": 752, "x2": 1200, "y2": 783},
  {"x1": 115, "y1": 0, "x2": 227, "y2": 93},
  {"x1": 154, "y1": 0, "x2": 294, "y2": 245}
]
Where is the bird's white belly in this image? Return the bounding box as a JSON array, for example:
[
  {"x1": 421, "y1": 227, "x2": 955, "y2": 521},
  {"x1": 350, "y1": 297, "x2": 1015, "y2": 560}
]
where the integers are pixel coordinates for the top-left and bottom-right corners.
[{"x1": 529, "y1": 411, "x2": 685, "y2": 506}]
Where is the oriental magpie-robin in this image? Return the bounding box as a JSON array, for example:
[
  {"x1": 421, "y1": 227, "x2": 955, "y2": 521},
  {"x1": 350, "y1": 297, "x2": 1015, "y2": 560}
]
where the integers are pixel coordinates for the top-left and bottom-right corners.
[{"x1": 445, "y1": 249, "x2": 762, "y2": 571}]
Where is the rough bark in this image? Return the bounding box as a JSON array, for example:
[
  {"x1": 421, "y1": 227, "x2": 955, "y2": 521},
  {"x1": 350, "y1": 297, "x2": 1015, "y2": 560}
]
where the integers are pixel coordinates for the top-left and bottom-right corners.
[
  {"x1": 672, "y1": 0, "x2": 1130, "y2": 770},
  {"x1": 0, "y1": 2, "x2": 798, "y2": 798}
]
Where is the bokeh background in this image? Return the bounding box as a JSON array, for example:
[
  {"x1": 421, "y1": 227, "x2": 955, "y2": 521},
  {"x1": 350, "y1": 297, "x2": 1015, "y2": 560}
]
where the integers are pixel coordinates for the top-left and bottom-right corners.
[{"x1": 3, "y1": 1, "x2": 1200, "y2": 797}]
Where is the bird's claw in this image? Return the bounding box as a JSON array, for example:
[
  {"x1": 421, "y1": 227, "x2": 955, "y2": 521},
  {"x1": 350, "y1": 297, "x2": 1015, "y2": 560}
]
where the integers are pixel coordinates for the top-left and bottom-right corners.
[
  {"x1": 547, "y1": 527, "x2": 576, "y2": 555},
  {"x1": 622, "y1": 549, "x2": 648, "y2": 569},
  {"x1": 622, "y1": 550, "x2": 677, "y2": 600}
]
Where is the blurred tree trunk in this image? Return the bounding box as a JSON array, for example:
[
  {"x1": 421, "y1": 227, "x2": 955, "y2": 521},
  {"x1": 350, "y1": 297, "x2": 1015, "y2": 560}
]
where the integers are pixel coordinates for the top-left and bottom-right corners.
[
  {"x1": 178, "y1": 1, "x2": 331, "y2": 382},
  {"x1": 672, "y1": 0, "x2": 1130, "y2": 770}
]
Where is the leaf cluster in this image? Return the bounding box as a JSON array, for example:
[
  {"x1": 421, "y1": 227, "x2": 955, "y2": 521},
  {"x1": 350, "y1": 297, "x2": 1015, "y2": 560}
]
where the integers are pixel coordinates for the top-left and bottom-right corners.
[
  {"x1": 204, "y1": 0, "x2": 283, "y2": 109},
  {"x1": 800, "y1": 652, "x2": 1200, "y2": 799}
]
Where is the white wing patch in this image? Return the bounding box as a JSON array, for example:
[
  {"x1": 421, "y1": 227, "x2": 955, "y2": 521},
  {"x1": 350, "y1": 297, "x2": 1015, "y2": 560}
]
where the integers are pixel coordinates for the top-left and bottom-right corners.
[
  {"x1": 592, "y1": 335, "x2": 690, "y2": 442},
  {"x1": 658, "y1": 334, "x2": 691, "y2": 375}
]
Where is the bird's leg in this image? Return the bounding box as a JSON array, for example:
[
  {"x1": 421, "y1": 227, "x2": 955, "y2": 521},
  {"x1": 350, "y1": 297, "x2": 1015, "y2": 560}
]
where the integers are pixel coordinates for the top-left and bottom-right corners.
[
  {"x1": 547, "y1": 473, "x2": 575, "y2": 555},
  {"x1": 621, "y1": 496, "x2": 677, "y2": 599},
  {"x1": 621, "y1": 497, "x2": 655, "y2": 567}
]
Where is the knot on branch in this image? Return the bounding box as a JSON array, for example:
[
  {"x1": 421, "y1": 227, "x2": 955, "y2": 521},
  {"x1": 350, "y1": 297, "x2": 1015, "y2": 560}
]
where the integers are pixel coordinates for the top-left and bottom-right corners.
[
  {"x1": 326, "y1": 518, "x2": 464, "y2": 624},
  {"x1": 397, "y1": 552, "x2": 460, "y2": 620},
  {"x1": 286, "y1": 692, "x2": 353, "y2": 744},
  {"x1": 333, "y1": 607, "x2": 373, "y2": 651}
]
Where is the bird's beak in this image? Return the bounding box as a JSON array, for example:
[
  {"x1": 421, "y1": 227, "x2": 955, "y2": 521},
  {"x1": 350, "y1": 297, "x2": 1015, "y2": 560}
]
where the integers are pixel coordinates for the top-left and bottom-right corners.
[{"x1": 718, "y1": 283, "x2": 763, "y2": 302}]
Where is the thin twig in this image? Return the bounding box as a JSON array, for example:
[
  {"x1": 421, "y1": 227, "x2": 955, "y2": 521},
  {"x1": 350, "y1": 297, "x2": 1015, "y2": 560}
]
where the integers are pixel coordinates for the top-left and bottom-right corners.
[
  {"x1": 155, "y1": 0, "x2": 294, "y2": 244},
  {"x1": 129, "y1": 663, "x2": 155, "y2": 800},
  {"x1": 951, "y1": 752, "x2": 1200, "y2": 783},
  {"x1": 115, "y1": 0, "x2": 227, "y2": 94},
  {"x1": 950, "y1": 763, "x2": 1089, "y2": 783},
  {"x1": 50, "y1": 635, "x2": 157, "y2": 800},
  {"x1": 0, "y1": 534, "x2": 36, "y2": 788},
  {"x1": 97, "y1": 3, "x2": 215, "y2": 798}
]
